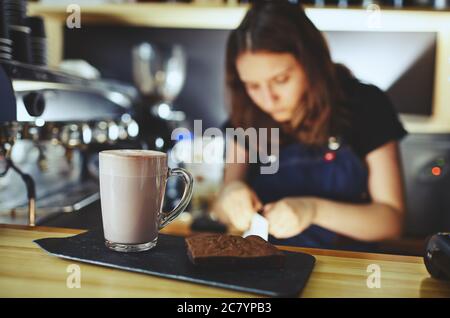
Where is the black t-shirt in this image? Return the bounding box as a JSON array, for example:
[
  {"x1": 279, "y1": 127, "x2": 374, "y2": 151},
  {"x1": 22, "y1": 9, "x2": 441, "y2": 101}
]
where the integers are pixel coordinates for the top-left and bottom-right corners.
[
  {"x1": 342, "y1": 79, "x2": 407, "y2": 158},
  {"x1": 222, "y1": 79, "x2": 407, "y2": 159}
]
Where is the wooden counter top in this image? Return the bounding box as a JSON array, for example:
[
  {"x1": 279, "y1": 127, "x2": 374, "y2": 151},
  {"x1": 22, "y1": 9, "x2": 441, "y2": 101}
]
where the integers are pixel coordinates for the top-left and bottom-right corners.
[{"x1": 0, "y1": 223, "x2": 449, "y2": 298}]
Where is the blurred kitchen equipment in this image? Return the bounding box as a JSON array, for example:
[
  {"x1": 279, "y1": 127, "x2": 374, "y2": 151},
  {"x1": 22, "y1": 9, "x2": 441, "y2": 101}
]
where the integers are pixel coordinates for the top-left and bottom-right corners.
[
  {"x1": 9, "y1": 24, "x2": 32, "y2": 64},
  {"x1": 2, "y1": 0, "x2": 27, "y2": 26},
  {"x1": 433, "y1": 0, "x2": 449, "y2": 9},
  {"x1": 0, "y1": 2, "x2": 12, "y2": 61},
  {"x1": 131, "y1": 42, "x2": 188, "y2": 161},
  {"x1": 424, "y1": 233, "x2": 450, "y2": 280},
  {"x1": 400, "y1": 134, "x2": 450, "y2": 238},
  {"x1": 132, "y1": 42, "x2": 187, "y2": 123},
  {"x1": 58, "y1": 60, "x2": 101, "y2": 79},
  {"x1": 0, "y1": 154, "x2": 36, "y2": 226},
  {"x1": 3, "y1": 0, "x2": 32, "y2": 64},
  {"x1": 0, "y1": 56, "x2": 143, "y2": 226},
  {"x1": 26, "y1": 16, "x2": 47, "y2": 66},
  {"x1": 1, "y1": 1, "x2": 48, "y2": 66},
  {"x1": 170, "y1": 135, "x2": 224, "y2": 219}
]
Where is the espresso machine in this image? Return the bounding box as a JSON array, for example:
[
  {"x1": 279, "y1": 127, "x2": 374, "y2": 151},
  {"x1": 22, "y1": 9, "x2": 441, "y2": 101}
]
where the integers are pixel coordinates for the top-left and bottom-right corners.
[
  {"x1": 0, "y1": 52, "x2": 151, "y2": 224},
  {"x1": 0, "y1": 1, "x2": 189, "y2": 227}
]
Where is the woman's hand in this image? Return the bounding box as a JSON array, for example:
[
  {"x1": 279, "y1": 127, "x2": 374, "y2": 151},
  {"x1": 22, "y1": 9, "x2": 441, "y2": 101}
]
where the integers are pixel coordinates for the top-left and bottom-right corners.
[
  {"x1": 211, "y1": 181, "x2": 263, "y2": 232},
  {"x1": 263, "y1": 197, "x2": 317, "y2": 239}
]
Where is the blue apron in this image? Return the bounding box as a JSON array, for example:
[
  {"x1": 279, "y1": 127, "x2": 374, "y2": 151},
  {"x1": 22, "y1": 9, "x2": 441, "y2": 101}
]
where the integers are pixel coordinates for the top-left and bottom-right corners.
[{"x1": 247, "y1": 138, "x2": 378, "y2": 252}]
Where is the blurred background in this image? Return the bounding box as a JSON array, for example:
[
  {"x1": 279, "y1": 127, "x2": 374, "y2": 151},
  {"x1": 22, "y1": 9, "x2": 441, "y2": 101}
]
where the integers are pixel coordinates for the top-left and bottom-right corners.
[{"x1": 1, "y1": 0, "x2": 449, "y2": 255}]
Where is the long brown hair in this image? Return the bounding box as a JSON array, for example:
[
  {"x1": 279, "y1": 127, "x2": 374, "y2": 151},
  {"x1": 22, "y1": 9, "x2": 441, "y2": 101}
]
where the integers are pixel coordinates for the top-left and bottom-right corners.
[{"x1": 226, "y1": 1, "x2": 353, "y2": 146}]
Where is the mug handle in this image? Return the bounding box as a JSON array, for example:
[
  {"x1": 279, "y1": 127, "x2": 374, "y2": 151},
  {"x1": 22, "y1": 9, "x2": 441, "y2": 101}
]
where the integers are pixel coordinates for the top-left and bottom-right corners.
[{"x1": 159, "y1": 167, "x2": 194, "y2": 229}]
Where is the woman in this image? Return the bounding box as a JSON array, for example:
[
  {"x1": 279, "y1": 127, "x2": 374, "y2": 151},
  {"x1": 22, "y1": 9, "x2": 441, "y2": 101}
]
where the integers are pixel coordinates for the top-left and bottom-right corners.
[{"x1": 211, "y1": 1, "x2": 407, "y2": 251}]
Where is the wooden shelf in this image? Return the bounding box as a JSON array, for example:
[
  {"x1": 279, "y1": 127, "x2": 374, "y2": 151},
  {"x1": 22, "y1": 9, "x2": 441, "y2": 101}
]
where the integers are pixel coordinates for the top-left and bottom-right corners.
[
  {"x1": 28, "y1": 3, "x2": 247, "y2": 29},
  {"x1": 28, "y1": 3, "x2": 450, "y2": 30},
  {"x1": 400, "y1": 115, "x2": 450, "y2": 134}
]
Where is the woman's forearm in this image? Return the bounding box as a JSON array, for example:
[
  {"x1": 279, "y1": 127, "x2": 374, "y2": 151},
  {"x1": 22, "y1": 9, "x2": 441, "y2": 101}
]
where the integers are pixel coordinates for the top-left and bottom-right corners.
[{"x1": 312, "y1": 198, "x2": 404, "y2": 241}]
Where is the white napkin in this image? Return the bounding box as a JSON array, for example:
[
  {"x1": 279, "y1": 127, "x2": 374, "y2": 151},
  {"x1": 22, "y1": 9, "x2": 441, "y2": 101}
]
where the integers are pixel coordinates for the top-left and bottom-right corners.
[{"x1": 243, "y1": 213, "x2": 269, "y2": 241}]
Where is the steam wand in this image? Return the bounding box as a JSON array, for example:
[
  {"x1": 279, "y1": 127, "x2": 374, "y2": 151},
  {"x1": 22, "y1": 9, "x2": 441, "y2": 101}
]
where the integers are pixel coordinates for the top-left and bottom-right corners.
[{"x1": 0, "y1": 157, "x2": 36, "y2": 226}]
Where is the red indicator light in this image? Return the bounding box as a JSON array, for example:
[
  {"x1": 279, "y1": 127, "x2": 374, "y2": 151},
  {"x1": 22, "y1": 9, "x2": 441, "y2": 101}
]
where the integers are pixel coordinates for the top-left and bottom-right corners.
[
  {"x1": 324, "y1": 152, "x2": 335, "y2": 162},
  {"x1": 431, "y1": 166, "x2": 441, "y2": 176}
]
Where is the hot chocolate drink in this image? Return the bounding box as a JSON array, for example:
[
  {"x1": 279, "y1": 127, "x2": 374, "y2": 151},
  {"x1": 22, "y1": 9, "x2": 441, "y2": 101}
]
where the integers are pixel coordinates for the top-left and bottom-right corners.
[{"x1": 99, "y1": 150, "x2": 193, "y2": 252}]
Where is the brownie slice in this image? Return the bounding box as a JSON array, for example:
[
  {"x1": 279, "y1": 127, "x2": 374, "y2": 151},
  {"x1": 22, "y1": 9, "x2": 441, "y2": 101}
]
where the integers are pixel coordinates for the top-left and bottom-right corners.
[{"x1": 185, "y1": 233, "x2": 285, "y2": 269}]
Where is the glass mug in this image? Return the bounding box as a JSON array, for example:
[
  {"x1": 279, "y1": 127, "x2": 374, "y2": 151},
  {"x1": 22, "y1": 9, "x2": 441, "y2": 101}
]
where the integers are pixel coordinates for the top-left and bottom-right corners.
[{"x1": 99, "y1": 150, "x2": 193, "y2": 252}]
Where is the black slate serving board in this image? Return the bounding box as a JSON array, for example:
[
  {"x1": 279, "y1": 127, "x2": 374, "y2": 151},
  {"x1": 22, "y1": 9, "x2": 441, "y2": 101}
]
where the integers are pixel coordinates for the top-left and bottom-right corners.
[{"x1": 34, "y1": 230, "x2": 315, "y2": 297}]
